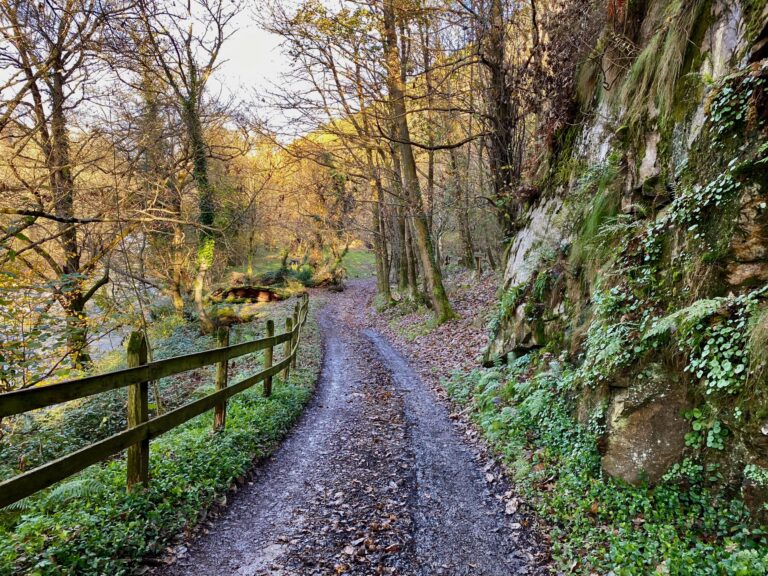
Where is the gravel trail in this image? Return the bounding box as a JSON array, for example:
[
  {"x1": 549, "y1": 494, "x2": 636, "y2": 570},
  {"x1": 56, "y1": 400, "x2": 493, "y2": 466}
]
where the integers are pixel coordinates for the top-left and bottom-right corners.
[{"x1": 159, "y1": 283, "x2": 540, "y2": 575}]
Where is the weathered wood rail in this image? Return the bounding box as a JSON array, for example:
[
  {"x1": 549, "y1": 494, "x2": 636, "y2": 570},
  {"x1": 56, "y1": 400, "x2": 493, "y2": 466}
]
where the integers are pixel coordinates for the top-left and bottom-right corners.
[{"x1": 0, "y1": 294, "x2": 310, "y2": 509}]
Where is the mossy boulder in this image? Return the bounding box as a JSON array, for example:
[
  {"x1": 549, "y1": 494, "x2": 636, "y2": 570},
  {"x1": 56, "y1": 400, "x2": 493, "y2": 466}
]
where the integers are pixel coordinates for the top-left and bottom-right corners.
[
  {"x1": 211, "y1": 302, "x2": 263, "y2": 327},
  {"x1": 210, "y1": 285, "x2": 285, "y2": 303},
  {"x1": 485, "y1": 302, "x2": 547, "y2": 362},
  {"x1": 602, "y1": 364, "x2": 692, "y2": 485}
]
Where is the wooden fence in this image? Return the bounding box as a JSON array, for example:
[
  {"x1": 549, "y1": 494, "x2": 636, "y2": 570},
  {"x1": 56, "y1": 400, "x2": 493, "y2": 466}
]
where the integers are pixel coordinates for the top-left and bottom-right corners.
[{"x1": 0, "y1": 294, "x2": 310, "y2": 509}]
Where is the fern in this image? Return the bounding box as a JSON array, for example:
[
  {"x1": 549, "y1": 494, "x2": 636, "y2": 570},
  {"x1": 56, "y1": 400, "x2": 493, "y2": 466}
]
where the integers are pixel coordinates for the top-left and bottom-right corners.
[
  {"x1": 522, "y1": 388, "x2": 551, "y2": 418},
  {"x1": 533, "y1": 270, "x2": 550, "y2": 301},
  {"x1": 45, "y1": 478, "x2": 106, "y2": 508},
  {"x1": 570, "y1": 154, "x2": 622, "y2": 274},
  {"x1": 488, "y1": 283, "x2": 526, "y2": 337},
  {"x1": 4, "y1": 496, "x2": 33, "y2": 512},
  {"x1": 644, "y1": 298, "x2": 725, "y2": 340},
  {"x1": 478, "y1": 369, "x2": 503, "y2": 388}
]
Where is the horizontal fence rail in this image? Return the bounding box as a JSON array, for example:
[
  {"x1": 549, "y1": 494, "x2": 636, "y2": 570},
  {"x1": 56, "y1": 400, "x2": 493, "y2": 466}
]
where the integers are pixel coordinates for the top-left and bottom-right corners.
[
  {"x1": 0, "y1": 330, "x2": 293, "y2": 418},
  {"x1": 0, "y1": 294, "x2": 310, "y2": 509}
]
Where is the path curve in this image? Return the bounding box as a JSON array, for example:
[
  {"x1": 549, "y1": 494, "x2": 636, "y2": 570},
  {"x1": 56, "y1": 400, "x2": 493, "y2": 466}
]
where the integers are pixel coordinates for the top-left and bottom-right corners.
[{"x1": 159, "y1": 283, "x2": 538, "y2": 575}]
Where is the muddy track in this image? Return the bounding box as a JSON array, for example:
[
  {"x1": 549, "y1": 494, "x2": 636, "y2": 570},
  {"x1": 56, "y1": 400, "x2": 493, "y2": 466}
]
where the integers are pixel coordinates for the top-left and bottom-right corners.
[{"x1": 159, "y1": 284, "x2": 540, "y2": 575}]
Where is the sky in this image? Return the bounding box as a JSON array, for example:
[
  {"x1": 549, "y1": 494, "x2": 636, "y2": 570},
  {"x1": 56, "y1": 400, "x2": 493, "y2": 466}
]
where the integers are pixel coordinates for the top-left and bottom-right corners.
[{"x1": 215, "y1": 15, "x2": 291, "y2": 101}]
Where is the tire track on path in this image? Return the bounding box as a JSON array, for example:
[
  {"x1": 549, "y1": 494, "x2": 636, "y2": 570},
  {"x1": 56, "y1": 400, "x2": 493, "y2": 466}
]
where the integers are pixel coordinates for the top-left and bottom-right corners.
[{"x1": 159, "y1": 283, "x2": 538, "y2": 575}]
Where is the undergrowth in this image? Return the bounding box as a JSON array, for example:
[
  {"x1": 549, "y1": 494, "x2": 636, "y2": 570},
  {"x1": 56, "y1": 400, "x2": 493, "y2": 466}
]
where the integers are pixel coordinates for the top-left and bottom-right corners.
[
  {"x1": 446, "y1": 359, "x2": 768, "y2": 575},
  {"x1": 0, "y1": 315, "x2": 219, "y2": 481}
]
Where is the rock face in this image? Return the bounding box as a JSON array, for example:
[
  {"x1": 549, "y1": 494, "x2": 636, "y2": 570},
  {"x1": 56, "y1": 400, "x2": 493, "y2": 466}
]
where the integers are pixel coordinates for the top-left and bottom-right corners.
[
  {"x1": 488, "y1": 268, "x2": 568, "y2": 362},
  {"x1": 742, "y1": 475, "x2": 768, "y2": 524},
  {"x1": 602, "y1": 366, "x2": 691, "y2": 485},
  {"x1": 486, "y1": 303, "x2": 546, "y2": 360},
  {"x1": 636, "y1": 131, "x2": 661, "y2": 190},
  {"x1": 503, "y1": 196, "x2": 565, "y2": 288},
  {"x1": 489, "y1": 0, "x2": 768, "y2": 489},
  {"x1": 726, "y1": 185, "x2": 768, "y2": 287}
]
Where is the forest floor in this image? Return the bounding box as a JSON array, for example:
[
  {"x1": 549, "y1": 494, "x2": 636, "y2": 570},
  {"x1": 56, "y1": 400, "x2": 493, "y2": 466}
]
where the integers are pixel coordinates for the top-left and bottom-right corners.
[{"x1": 156, "y1": 278, "x2": 548, "y2": 576}]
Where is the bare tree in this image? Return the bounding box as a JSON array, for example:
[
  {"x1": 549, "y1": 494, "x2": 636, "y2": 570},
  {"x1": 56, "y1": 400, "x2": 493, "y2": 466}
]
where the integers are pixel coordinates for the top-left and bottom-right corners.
[
  {"x1": 0, "y1": 0, "x2": 135, "y2": 365},
  {"x1": 134, "y1": 0, "x2": 242, "y2": 332}
]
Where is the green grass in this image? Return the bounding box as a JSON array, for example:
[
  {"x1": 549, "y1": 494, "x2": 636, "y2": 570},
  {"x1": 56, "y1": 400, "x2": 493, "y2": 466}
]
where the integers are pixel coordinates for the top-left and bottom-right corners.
[
  {"x1": 238, "y1": 251, "x2": 286, "y2": 278},
  {"x1": 446, "y1": 358, "x2": 768, "y2": 575},
  {"x1": 340, "y1": 249, "x2": 376, "y2": 279},
  {"x1": 233, "y1": 248, "x2": 375, "y2": 283},
  {"x1": 0, "y1": 304, "x2": 323, "y2": 576}
]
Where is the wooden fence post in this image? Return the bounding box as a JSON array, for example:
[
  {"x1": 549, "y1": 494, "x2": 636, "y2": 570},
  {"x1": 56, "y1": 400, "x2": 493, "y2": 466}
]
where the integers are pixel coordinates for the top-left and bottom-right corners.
[
  {"x1": 283, "y1": 317, "x2": 292, "y2": 382},
  {"x1": 213, "y1": 326, "x2": 230, "y2": 431},
  {"x1": 291, "y1": 303, "x2": 299, "y2": 369},
  {"x1": 127, "y1": 331, "x2": 149, "y2": 491},
  {"x1": 263, "y1": 319, "x2": 274, "y2": 397}
]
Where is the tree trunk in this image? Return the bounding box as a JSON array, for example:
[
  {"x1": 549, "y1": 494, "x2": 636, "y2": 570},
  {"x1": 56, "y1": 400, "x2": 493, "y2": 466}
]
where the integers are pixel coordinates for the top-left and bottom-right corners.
[
  {"x1": 381, "y1": 205, "x2": 392, "y2": 285},
  {"x1": 421, "y1": 23, "x2": 436, "y2": 235},
  {"x1": 183, "y1": 71, "x2": 215, "y2": 333},
  {"x1": 484, "y1": 0, "x2": 525, "y2": 239},
  {"x1": 50, "y1": 69, "x2": 97, "y2": 366},
  {"x1": 142, "y1": 67, "x2": 187, "y2": 317},
  {"x1": 368, "y1": 150, "x2": 393, "y2": 303},
  {"x1": 486, "y1": 243, "x2": 498, "y2": 271},
  {"x1": 193, "y1": 256, "x2": 214, "y2": 333},
  {"x1": 397, "y1": 206, "x2": 409, "y2": 292},
  {"x1": 405, "y1": 218, "x2": 419, "y2": 302},
  {"x1": 389, "y1": 146, "x2": 410, "y2": 294},
  {"x1": 170, "y1": 224, "x2": 186, "y2": 315},
  {"x1": 381, "y1": 0, "x2": 455, "y2": 323},
  {"x1": 63, "y1": 294, "x2": 91, "y2": 368},
  {"x1": 449, "y1": 148, "x2": 475, "y2": 267},
  {"x1": 50, "y1": 72, "x2": 79, "y2": 282},
  {"x1": 373, "y1": 197, "x2": 393, "y2": 302}
]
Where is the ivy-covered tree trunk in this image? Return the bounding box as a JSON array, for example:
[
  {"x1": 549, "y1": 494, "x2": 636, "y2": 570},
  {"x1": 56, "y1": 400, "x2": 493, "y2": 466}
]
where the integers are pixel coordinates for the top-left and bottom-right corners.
[
  {"x1": 49, "y1": 69, "x2": 109, "y2": 366},
  {"x1": 51, "y1": 71, "x2": 84, "y2": 363},
  {"x1": 140, "y1": 66, "x2": 187, "y2": 317},
  {"x1": 169, "y1": 220, "x2": 186, "y2": 315},
  {"x1": 183, "y1": 73, "x2": 216, "y2": 334},
  {"x1": 62, "y1": 292, "x2": 90, "y2": 368}
]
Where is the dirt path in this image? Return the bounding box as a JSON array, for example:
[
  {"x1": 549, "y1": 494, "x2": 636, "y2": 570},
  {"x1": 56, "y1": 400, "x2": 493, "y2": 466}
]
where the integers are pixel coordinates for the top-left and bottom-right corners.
[{"x1": 159, "y1": 283, "x2": 541, "y2": 575}]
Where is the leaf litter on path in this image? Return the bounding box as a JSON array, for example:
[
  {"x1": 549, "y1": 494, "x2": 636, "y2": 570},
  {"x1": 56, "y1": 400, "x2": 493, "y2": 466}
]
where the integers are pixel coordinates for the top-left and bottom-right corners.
[{"x1": 154, "y1": 280, "x2": 548, "y2": 575}]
